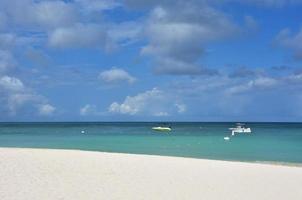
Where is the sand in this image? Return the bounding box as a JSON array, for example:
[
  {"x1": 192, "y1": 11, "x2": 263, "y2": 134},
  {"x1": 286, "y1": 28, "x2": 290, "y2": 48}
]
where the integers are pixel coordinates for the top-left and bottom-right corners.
[{"x1": 0, "y1": 148, "x2": 302, "y2": 200}]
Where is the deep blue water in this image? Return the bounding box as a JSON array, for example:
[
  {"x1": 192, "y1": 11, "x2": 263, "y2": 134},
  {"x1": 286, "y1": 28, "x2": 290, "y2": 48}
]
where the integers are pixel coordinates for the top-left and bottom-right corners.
[{"x1": 0, "y1": 122, "x2": 302, "y2": 163}]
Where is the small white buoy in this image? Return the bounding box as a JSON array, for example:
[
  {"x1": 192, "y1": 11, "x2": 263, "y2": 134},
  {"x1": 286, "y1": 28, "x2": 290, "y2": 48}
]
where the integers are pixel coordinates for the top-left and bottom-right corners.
[
  {"x1": 81, "y1": 130, "x2": 85, "y2": 134},
  {"x1": 224, "y1": 137, "x2": 230, "y2": 141}
]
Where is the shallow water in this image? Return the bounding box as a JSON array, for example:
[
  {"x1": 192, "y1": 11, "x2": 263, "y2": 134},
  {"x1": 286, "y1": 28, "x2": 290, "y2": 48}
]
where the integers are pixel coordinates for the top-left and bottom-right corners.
[{"x1": 0, "y1": 122, "x2": 302, "y2": 163}]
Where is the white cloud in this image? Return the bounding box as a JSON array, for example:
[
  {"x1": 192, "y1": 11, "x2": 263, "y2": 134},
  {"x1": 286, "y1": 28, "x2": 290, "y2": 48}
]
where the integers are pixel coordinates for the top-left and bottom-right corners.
[
  {"x1": 48, "y1": 23, "x2": 108, "y2": 49},
  {"x1": 253, "y1": 77, "x2": 278, "y2": 87},
  {"x1": 141, "y1": 3, "x2": 238, "y2": 75},
  {"x1": 164, "y1": 74, "x2": 286, "y2": 120},
  {"x1": 7, "y1": 93, "x2": 42, "y2": 115},
  {"x1": 48, "y1": 21, "x2": 143, "y2": 51},
  {"x1": 232, "y1": 0, "x2": 302, "y2": 7},
  {"x1": 226, "y1": 77, "x2": 278, "y2": 95},
  {"x1": 0, "y1": 0, "x2": 78, "y2": 29},
  {"x1": 0, "y1": 33, "x2": 16, "y2": 49},
  {"x1": 80, "y1": 104, "x2": 98, "y2": 116},
  {"x1": 0, "y1": 75, "x2": 55, "y2": 116},
  {"x1": 108, "y1": 88, "x2": 187, "y2": 117},
  {"x1": 99, "y1": 68, "x2": 136, "y2": 84},
  {"x1": 0, "y1": 0, "x2": 139, "y2": 51},
  {"x1": 49, "y1": 21, "x2": 140, "y2": 50},
  {"x1": 0, "y1": 50, "x2": 16, "y2": 73},
  {"x1": 152, "y1": 58, "x2": 218, "y2": 75},
  {"x1": 284, "y1": 72, "x2": 302, "y2": 83},
  {"x1": 31, "y1": 1, "x2": 77, "y2": 28},
  {"x1": 0, "y1": 76, "x2": 24, "y2": 91},
  {"x1": 0, "y1": 0, "x2": 130, "y2": 53},
  {"x1": 153, "y1": 111, "x2": 169, "y2": 116},
  {"x1": 175, "y1": 103, "x2": 187, "y2": 113},
  {"x1": 38, "y1": 104, "x2": 55, "y2": 116},
  {"x1": 75, "y1": 0, "x2": 120, "y2": 12},
  {"x1": 228, "y1": 66, "x2": 259, "y2": 78},
  {"x1": 109, "y1": 88, "x2": 173, "y2": 116},
  {"x1": 226, "y1": 82, "x2": 252, "y2": 95},
  {"x1": 108, "y1": 21, "x2": 143, "y2": 47},
  {"x1": 275, "y1": 28, "x2": 302, "y2": 59},
  {"x1": 125, "y1": 0, "x2": 302, "y2": 8}
]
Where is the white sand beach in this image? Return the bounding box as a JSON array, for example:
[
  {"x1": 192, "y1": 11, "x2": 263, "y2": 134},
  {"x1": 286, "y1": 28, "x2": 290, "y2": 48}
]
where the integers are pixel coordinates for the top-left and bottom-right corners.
[{"x1": 0, "y1": 148, "x2": 302, "y2": 200}]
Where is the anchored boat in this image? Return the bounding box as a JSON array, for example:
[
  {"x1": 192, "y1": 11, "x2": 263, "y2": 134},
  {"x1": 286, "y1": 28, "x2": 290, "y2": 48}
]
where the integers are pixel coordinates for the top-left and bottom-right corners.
[
  {"x1": 229, "y1": 123, "x2": 251, "y2": 136},
  {"x1": 152, "y1": 126, "x2": 171, "y2": 132}
]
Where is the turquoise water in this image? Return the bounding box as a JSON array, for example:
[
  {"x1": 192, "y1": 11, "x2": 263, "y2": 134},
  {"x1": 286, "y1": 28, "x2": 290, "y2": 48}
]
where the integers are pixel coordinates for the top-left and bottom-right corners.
[{"x1": 0, "y1": 122, "x2": 302, "y2": 164}]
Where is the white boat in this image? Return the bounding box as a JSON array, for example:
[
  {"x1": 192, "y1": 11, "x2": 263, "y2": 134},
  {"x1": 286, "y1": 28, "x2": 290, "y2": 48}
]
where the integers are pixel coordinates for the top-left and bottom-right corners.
[
  {"x1": 152, "y1": 127, "x2": 171, "y2": 132},
  {"x1": 229, "y1": 123, "x2": 251, "y2": 136}
]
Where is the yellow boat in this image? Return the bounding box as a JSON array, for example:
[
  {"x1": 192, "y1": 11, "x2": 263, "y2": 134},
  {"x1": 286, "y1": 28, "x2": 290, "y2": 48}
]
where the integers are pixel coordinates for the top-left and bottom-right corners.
[{"x1": 152, "y1": 127, "x2": 171, "y2": 131}]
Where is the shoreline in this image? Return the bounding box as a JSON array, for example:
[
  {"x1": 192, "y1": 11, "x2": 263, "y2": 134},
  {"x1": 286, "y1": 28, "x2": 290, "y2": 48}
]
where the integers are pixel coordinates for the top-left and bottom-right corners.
[
  {"x1": 1, "y1": 146, "x2": 302, "y2": 168},
  {"x1": 1, "y1": 147, "x2": 302, "y2": 200}
]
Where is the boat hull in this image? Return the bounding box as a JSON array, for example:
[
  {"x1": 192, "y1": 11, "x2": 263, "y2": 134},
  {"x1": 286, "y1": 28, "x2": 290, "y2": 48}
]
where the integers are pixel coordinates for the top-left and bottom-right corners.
[
  {"x1": 152, "y1": 127, "x2": 171, "y2": 131},
  {"x1": 230, "y1": 128, "x2": 251, "y2": 136}
]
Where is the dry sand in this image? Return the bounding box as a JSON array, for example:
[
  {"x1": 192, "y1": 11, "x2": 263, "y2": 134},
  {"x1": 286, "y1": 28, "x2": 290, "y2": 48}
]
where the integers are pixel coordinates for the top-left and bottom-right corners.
[{"x1": 0, "y1": 148, "x2": 302, "y2": 200}]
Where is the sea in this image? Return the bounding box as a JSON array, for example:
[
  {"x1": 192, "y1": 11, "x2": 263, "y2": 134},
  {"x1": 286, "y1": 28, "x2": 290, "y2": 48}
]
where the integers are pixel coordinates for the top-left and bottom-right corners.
[{"x1": 0, "y1": 122, "x2": 302, "y2": 164}]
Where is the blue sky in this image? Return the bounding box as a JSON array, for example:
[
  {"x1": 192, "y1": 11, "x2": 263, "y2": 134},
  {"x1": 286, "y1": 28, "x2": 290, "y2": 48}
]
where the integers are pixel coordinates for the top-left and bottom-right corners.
[{"x1": 1, "y1": 0, "x2": 302, "y2": 121}]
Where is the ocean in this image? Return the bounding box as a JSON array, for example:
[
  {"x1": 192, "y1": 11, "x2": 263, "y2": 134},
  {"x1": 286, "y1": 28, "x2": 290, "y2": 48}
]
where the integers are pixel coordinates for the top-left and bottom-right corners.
[{"x1": 0, "y1": 122, "x2": 302, "y2": 164}]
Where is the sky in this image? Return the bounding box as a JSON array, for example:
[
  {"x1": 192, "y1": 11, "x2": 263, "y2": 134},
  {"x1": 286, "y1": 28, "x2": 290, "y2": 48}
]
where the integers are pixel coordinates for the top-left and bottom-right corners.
[{"x1": 1, "y1": 0, "x2": 302, "y2": 122}]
